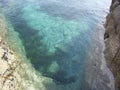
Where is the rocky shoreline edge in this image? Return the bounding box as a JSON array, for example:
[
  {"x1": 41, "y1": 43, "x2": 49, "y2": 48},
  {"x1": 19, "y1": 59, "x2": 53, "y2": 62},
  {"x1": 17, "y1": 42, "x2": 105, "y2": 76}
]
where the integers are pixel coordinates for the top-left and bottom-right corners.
[
  {"x1": 104, "y1": 0, "x2": 120, "y2": 90},
  {"x1": 0, "y1": 36, "x2": 21, "y2": 90},
  {"x1": 0, "y1": 14, "x2": 56, "y2": 90}
]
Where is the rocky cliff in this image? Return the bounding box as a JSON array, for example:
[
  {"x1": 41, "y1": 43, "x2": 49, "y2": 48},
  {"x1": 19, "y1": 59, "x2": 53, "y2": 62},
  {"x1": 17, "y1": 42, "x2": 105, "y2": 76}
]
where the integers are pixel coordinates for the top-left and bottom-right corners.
[{"x1": 104, "y1": 0, "x2": 120, "y2": 90}]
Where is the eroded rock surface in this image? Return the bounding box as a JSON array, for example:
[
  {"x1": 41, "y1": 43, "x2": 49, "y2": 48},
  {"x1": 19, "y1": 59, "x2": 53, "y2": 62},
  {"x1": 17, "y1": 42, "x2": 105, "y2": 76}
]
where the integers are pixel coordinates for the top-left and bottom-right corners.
[
  {"x1": 104, "y1": 0, "x2": 120, "y2": 90},
  {"x1": 0, "y1": 14, "x2": 19, "y2": 90},
  {"x1": 0, "y1": 37, "x2": 20, "y2": 90}
]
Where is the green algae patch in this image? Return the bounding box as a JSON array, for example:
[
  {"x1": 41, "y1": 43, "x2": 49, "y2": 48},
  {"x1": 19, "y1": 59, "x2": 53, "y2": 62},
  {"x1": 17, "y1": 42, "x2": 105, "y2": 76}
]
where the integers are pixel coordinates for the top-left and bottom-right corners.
[
  {"x1": 5, "y1": 22, "x2": 26, "y2": 56},
  {"x1": 0, "y1": 14, "x2": 8, "y2": 38}
]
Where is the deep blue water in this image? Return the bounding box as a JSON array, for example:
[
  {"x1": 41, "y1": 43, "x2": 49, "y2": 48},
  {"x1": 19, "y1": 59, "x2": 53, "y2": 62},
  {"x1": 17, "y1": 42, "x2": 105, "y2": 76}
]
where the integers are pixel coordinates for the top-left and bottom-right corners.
[{"x1": 0, "y1": 0, "x2": 112, "y2": 89}]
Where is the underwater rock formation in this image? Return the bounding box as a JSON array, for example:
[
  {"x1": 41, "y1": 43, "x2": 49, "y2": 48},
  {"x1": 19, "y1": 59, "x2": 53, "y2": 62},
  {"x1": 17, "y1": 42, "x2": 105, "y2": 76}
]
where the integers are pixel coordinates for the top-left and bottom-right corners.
[
  {"x1": 7, "y1": 1, "x2": 90, "y2": 85},
  {"x1": 104, "y1": 0, "x2": 120, "y2": 90}
]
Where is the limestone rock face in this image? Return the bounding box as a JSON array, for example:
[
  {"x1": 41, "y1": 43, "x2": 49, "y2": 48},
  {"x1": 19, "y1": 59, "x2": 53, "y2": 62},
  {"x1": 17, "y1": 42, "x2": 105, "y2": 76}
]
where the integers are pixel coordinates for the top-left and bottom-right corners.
[{"x1": 104, "y1": 0, "x2": 120, "y2": 90}]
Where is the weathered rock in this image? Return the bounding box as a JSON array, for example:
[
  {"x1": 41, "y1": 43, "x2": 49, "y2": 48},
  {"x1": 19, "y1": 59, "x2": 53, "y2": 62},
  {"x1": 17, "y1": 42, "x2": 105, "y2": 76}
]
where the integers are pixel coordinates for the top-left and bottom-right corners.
[
  {"x1": 0, "y1": 37, "x2": 19, "y2": 90},
  {"x1": 104, "y1": 0, "x2": 120, "y2": 90}
]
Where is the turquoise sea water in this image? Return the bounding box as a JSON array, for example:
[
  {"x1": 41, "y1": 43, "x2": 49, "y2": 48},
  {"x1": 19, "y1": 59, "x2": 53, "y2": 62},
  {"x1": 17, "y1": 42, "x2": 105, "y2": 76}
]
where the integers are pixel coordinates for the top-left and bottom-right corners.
[{"x1": 0, "y1": 0, "x2": 114, "y2": 90}]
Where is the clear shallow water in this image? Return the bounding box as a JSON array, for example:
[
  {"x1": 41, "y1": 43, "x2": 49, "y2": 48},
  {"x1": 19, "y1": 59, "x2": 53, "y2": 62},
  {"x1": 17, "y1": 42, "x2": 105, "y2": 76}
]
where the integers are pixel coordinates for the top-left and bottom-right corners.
[{"x1": 0, "y1": 0, "x2": 114, "y2": 90}]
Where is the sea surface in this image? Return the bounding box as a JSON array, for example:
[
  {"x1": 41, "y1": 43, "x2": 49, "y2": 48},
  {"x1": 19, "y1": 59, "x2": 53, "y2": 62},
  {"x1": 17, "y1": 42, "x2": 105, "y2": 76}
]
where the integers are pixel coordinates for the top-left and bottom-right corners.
[{"x1": 0, "y1": 0, "x2": 114, "y2": 90}]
